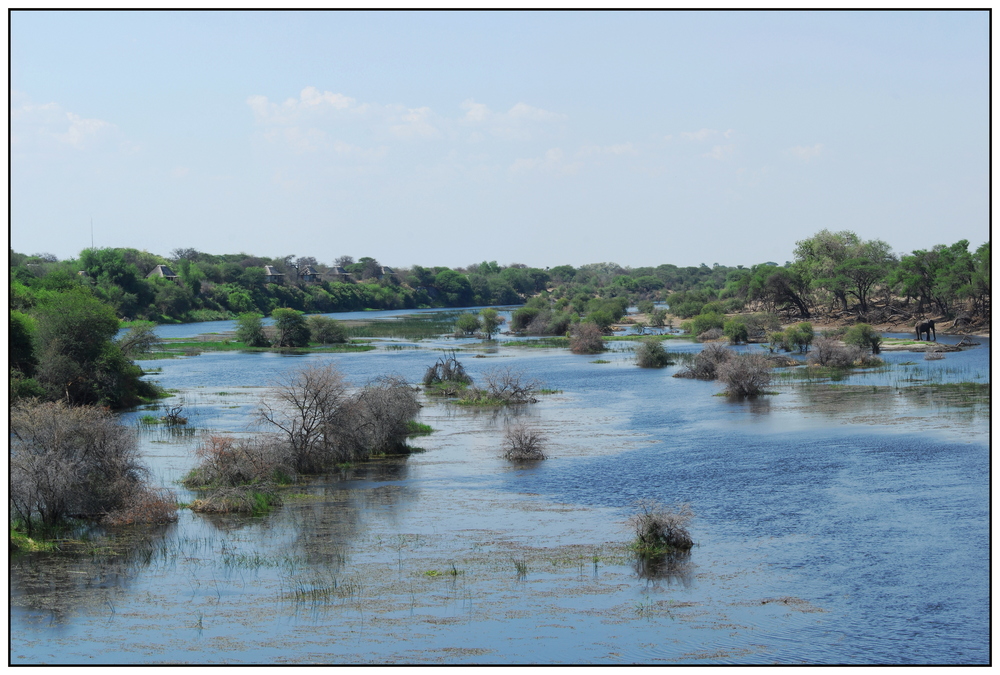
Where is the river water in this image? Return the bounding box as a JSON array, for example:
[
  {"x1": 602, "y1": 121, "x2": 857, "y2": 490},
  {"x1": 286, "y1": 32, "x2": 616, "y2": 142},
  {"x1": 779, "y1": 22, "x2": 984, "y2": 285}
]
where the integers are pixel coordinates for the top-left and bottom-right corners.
[{"x1": 10, "y1": 314, "x2": 990, "y2": 664}]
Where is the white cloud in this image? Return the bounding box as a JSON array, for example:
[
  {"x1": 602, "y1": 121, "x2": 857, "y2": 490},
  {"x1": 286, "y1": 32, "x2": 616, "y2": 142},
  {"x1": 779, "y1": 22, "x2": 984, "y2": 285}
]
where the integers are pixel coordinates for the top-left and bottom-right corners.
[
  {"x1": 388, "y1": 106, "x2": 440, "y2": 139},
  {"x1": 703, "y1": 144, "x2": 735, "y2": 160},
  {"x1": 510, "y1": 147, "x2": 581, "y2": 175},
  {"x1": 460, "y1": 99, "x2": 566, "y2": 140},
  {"x1": 12, "y1": 94, "x2": 117, "y2": 151},
  {"x1": 248, "y1": 87, "x2": 358, "y2": 123},
  {"x1": 576, "y1": 142, "x2": 638, "y2": 158},
  {"x1": 788, "y1": 143, "x2": 824, "y2": 161},
  {"x1": 681, "y1": 128, "x2": 718, "y2": 142}
]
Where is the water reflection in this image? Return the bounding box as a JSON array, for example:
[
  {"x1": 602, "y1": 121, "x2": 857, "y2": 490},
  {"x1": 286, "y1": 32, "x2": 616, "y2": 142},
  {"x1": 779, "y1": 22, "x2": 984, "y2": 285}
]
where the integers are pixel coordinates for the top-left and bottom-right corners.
[
  {"x1": 634, "y1": 550, "x2": 694, "y2": 587},
  {"x1": 10, "y1": 524, "x2": 176, "y2": 623}
]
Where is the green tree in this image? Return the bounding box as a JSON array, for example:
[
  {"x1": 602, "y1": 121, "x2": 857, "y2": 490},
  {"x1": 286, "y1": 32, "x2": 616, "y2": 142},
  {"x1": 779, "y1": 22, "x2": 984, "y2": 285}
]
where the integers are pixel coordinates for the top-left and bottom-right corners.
[
  {"x1": 271, "y1": 308, "x2": 310, "y2": 347},
  {"x1": 843, "y1": 323, "x2": 882, "y2": 354},
  {"x1": 455, "y1": 313, "x2": 481, "y2": 335},
  {"x1": 235, "y1": 313, "x2": 269, "y2": 347},
  {"x1": 479, "y1": 308, "x2": 504, "y2": 339},
  {"x1": 307, "y1": 316, "x2": 348, "y2": 344}
]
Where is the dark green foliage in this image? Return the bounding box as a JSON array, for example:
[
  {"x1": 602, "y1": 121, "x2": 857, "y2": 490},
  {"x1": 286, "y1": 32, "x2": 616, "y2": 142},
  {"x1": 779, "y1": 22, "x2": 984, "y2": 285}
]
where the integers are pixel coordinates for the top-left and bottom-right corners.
[
  {"x1": 723, "y1": 319, "x2": 749, "y2": 344},
  {"x1": 690, "y1": 312, "x2": 725, "y2": 336},
  {"x1": 10, "y1": 311, "x2": 37, "y2": 377}
]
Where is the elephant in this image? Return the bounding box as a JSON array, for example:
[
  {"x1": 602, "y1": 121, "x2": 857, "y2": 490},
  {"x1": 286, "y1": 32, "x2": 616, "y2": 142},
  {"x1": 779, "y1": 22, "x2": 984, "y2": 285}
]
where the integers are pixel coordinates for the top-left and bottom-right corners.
[{"x1": 915, "y1": 320, "x2": 936, "y2": 341}]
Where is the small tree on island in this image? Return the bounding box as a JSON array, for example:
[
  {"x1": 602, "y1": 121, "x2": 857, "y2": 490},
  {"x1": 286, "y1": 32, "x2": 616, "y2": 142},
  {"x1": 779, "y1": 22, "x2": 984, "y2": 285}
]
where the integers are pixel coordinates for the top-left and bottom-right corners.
[
  {"x1": 479, "y1": 308, "x2": 505, "y2": 339},
  {"x1": 235, "y1": 312, "x2": 270, "y2": 347},
  {"x1": 455, "y1": 312, "x2": 481, "y2": 336},
  {"x1": 307, "y1": 315, "x2": 348, "y2": 344},
  {"x1": 271, "y1": 308, "x2": 310, "y2": 347}
]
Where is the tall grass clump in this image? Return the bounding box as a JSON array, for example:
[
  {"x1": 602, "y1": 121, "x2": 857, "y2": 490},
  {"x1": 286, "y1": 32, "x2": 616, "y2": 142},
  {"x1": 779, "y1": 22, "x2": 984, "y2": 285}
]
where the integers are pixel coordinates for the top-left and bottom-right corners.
[
  {"x1": 501, "y1": 423, "x2": 546, "y2": 460},
  {"x1": 634, "y1": 337, "x2": 674, "y2": 368},
  {"x1": 629, "y1": 500, "x2": 694, "y2": 556}
]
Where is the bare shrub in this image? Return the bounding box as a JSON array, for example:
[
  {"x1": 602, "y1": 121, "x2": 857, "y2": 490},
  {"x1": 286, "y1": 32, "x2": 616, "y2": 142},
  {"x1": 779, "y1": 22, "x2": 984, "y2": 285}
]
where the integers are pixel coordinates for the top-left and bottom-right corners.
[
  {"x1": 501, "y1": 423, "x2": 547, "y2": 460},
  {"x1": 339, "y1": 375, "x2": 421, "y2": 457},
  {"x1": 462, "y1": 366, "x2": 540, "y2": 405},
  {"x1": 635, "y1": 338, "x2": 674, "y2": 368},
  {"x1": 924, "y1": 351, "x2": 945, "y2": 361},
  {"x1": 10, "y1": 400, "x2": 176, "y2": 533},
  {"x1": 183, "y1": 435, "x2": 294, "y2": 488},
  {"x1": 257, "y1": 364, "x2": 350, "y2": 473},
  {"x1": 808, "y1": 337, "x2": 863, "y2": 368},
  {"x1": 570, "y1": 322, "x2": 605, "y2": 354},
  {"x1": 629, "y1": 500, "x2": 694, "y2": 555},
  {"x1": 102, "y1": 488, "x2": 179, "y2": 526},
  {"x1": 675, "y1": 343, "x2": 734, "y2": 379},
  {"x1": 256, "y1": 365, "x2": 420, "y2": 473},
  {"x1": 697, "y1": 327, "x2": 724, "y2": 341},
  {"x1": 716, "y1": 352, "x2": 773, "y2": 397},
  {"x1": 423, "y1": 352, "x2": 472, "y2": 387}
]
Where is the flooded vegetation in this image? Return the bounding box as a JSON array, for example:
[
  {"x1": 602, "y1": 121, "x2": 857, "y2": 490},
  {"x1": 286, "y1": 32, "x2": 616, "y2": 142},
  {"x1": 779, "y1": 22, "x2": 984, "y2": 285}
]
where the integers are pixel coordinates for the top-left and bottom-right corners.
[{"x1": 10, "y1": 311, "x2": 989, "y2": 664}]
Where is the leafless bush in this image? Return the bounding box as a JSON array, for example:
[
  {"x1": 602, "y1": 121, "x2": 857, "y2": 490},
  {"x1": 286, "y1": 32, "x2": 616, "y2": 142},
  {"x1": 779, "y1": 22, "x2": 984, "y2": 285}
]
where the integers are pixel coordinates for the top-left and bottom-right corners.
[
  {"x1": 423, "y1": 352, "x2": 473, "y2": 386},
  {"x1": 183, "y1": 435, "x2": 294, "y2": 488},
  {"x1": 257, "y1": 364, "x2": 351, "y2": 473},
  {"x1": 462, "y1": 366, "x2": 541, "y2": 405},
  {"x1": 10, "y1": 400, "x2": 176, "y2": 533},
  {"x1": 102, "y1": 488, "x2": 179, "y2": 526},
  {"x1": 716, "y1": 352, "x2": 773, "y2": 397},
  {"x1": 808, "y1": 337, "x2": 863, "y2": 368},
  {"x1": 570, "y1": 322, "x2": 605, "y2": 354},
  {"x1": 339, "y1": 375, "x2": 421, "y2": 457},
  {"x1": 675, "y1": 343, "x2": 734, "y2": 379},
  {"x1": 256, "y1": 365, "x2": 420, "y2": 473},
  {"x1": 629, "y1": 500, "x2": 694, "y2": 555},
  {"x1": 924, "y1": 350, "x2": 945, "y2": 361},
  {"x1": 501, "y1": 423, "x2": 547, "y2": 460},
  {"x1": 697, "y1": 327, "x2": 724, "y2": 341}
]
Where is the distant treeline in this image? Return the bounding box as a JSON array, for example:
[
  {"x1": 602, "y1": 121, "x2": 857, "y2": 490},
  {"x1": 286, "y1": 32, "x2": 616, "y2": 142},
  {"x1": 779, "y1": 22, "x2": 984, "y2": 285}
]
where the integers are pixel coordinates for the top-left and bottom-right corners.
[{"x1": 8, "y1": 231, "x2": 989, "y2": 408}]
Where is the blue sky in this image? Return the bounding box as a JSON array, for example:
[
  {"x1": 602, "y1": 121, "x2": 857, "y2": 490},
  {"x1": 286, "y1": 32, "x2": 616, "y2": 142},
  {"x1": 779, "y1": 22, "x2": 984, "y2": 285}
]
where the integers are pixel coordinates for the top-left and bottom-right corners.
[{"x1": 10, "y1": 10, "x2": 988, "y2": 268}]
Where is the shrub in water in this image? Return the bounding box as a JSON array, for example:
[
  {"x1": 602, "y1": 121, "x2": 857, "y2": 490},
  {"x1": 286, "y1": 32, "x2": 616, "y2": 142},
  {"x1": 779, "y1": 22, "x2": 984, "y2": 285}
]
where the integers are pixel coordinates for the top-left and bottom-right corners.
[
  {"x1": 716, "y1": 351, "x2": 773, "y2": 396},
  {"x1": 10, "y1": 400, "x2": 177, "y2": 534},
  {"x1": 676, "y1": 343, "x2": 734, "y2": 379},
  {"x1": 843, "y1": 323, "x2": 882, "y2": 354},
  {"x1": 723, "y1": 319, "x2": 749, "y2": 344},
  {"x1": 635, "y1": 338, "x2": 673, "y2": 368},
  {"x1": 570, "y1": 322, "x2": 606, "y2": 354},
  {"x1": 629, "y1": 500, "x2": 694, "y2": 556},
  {"x1": 501, "y1": 422, "x2": 546, "y2": 460}
]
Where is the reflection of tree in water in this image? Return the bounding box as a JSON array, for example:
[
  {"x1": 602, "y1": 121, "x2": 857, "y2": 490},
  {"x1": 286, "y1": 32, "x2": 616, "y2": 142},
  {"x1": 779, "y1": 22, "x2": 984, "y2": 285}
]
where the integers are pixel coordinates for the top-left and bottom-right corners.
[
  {"x1": 634, "y1": 550, "x2": 694, "y2": 588},
  {"x1": 10, "y1": 524, "x2": 175, "y2": 623},
  {"x1": 286, "y1": 458, "x2": 415, "y2": 569}
]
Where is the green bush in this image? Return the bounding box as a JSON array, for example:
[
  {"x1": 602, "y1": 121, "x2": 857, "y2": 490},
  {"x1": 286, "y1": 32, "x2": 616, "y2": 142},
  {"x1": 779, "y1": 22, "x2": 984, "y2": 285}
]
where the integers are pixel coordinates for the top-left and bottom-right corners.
[
  {"x1": 635, "y1": 338, "x2": 674, "y2": 368},
  {"x1": 455, "y1": 312, "x2": 481, "y2": 335},
  {"x1": 235, "y1": 312, "x2": 269, "y2": 347},
  {"x1": 307, "y1": 315, "x2": 348, "y2": 344},
  {"x1": 723, "y1": 319, "x2": 749, "y2": 344},
  {"x1": 690, "y1": 312, "x2": 725, "y2": 335},
  {"x1": 843, "y1": 323, "x2": 882, "y2": 354}
]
